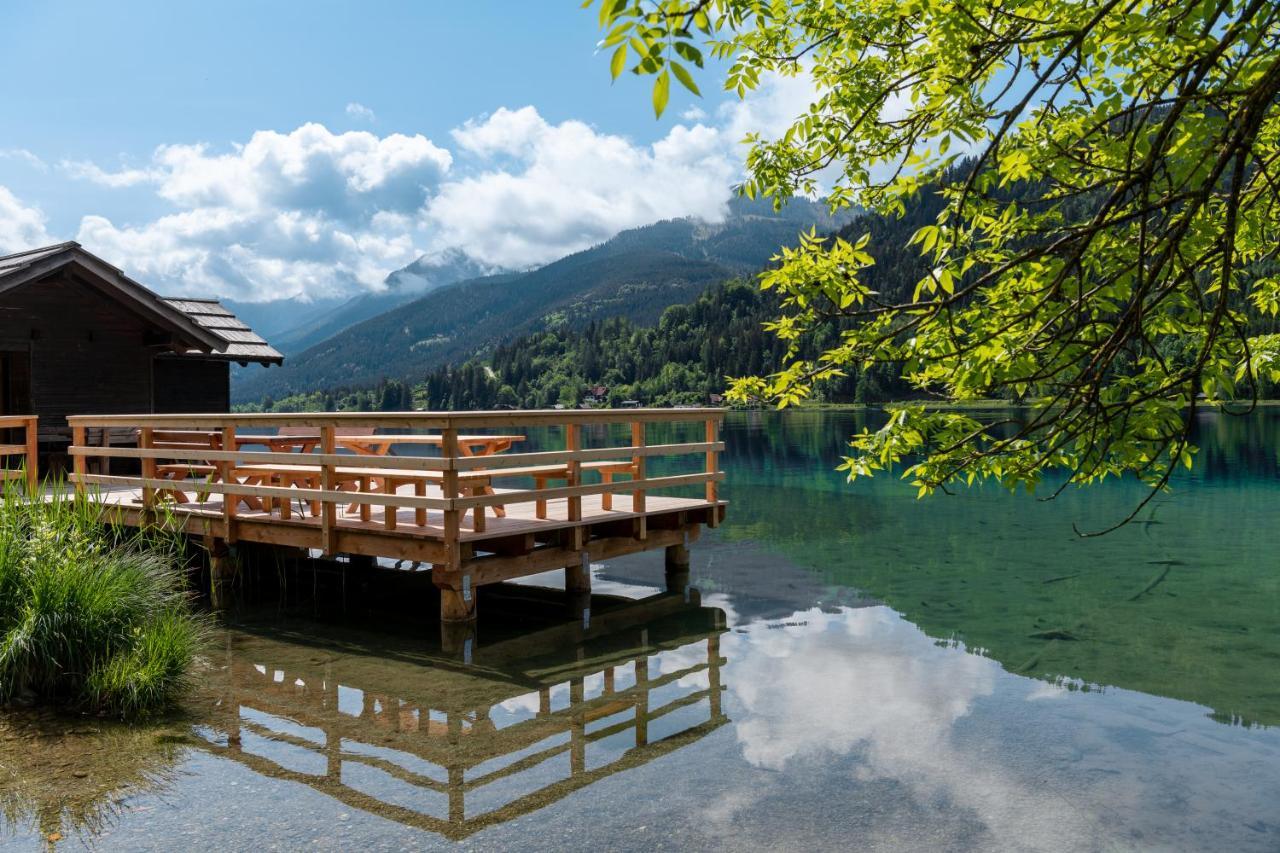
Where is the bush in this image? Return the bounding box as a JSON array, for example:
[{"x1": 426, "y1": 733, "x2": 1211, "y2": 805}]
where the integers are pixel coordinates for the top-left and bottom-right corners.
[{"x1": 0, "y1": 486, "x2": 208, "y2": 718}]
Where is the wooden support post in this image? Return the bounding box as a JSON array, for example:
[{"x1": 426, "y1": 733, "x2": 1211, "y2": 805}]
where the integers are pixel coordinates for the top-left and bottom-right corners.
[
  {"x1": 220, "y1": 425, "x2": 237, "y2": 543},
  {"x1": 566, "y1": 551, "x2": 592, "y2": 619},
  {"x1": 665, "y1": 541, "x2": 690, "y2": 593},
  {"x1": 23, "y1": 416, "x2": 36, "y2": 494},
  {"x1": 631, "y1": 421, "x2": 646, "y2": 540},
  {"x1": 437, "y1": 571, "x2": 476, "y2": 623},
  {"x1": 566, "y1": 553, "x2": 592, "y2": 594},
  {"x1": 705, "y1": 417, "x2": 719, "y2": 527},
  {"x1": 207, "y1": 536, "x2": 236, "y2": 611},
  {"x1": 320, "y1": 425, "x2": 336, "y2": 555}
]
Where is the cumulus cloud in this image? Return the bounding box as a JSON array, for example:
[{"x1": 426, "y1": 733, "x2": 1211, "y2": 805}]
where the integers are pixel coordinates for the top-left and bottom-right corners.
[
  {"x1": 426, "y1": 106, "x2": 738, "y2": 268},
  {"x1": 70, "y1": 124, "x2": 451, "y2": 301},
  {"x1": 48, "y1": 72, "x2": 821, "y2": 301},
  {"x1": 346, "y1": 102, "x2": 376, "y2": 123},
  {"x1": 0, "y1": 187, "x2": 54, "y2": 253}
]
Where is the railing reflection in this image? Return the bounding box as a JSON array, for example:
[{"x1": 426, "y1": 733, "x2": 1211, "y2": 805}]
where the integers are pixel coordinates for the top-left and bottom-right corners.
[{"x1": 196, "y1": 590, "x2": 727, "y2": 839}]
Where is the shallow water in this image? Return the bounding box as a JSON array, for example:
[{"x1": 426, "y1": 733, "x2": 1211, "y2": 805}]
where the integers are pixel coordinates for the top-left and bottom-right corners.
[{"x1": 4, "y1": 409, "x2": 1280, "y2": 851}]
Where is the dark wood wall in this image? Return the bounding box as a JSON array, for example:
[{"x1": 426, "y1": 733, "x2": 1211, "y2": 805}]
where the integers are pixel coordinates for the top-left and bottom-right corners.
[
  {"x1": 153, "y1": 356, "x2": 230, "y2": 413},
  {"x1": 0, "y1": 271, "x2": 230, "y2": 441}
]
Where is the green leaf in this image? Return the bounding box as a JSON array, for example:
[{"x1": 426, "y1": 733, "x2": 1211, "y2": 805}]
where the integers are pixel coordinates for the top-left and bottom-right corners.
[
  {"x1": 610, "y1": 45, "x2": 627, "y2": 80},
  {"x1": 670, "y1": 60, "x2": 701, "y2": 96},
  {"x1": 652, "y1": 68, "x2": 670, "y2": 118}
]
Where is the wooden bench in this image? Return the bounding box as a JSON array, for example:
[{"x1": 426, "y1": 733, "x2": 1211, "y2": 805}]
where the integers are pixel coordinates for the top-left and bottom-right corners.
[{"x1": 146, "y1": 429, "x2": 224, "y2": 505}]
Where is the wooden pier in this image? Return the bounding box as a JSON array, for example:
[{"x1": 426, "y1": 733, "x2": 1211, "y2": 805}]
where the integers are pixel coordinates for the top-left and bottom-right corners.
[{"x1": 63, "y1": 409, "x2": 726, "y2": 624}]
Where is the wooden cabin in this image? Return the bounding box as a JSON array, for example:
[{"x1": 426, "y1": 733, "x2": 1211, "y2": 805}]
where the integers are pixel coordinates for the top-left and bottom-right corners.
[{"x1": 0, "y1": 242, "x2": 281, "y2": 455}]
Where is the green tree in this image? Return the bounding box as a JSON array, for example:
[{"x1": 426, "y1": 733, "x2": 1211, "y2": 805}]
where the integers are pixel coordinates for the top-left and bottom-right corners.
[{"x1": 589, "y1": 0, "x2": 1280, "y2": 527}]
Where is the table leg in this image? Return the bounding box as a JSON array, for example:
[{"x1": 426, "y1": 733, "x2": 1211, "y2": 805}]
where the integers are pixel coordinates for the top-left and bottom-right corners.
[
  {"x1": 470, "y1": 484, "x2": 486, "y2": 533},
  {"x1": 277, "y1": 473, "x2": 291, "y2": 520},
  {"x1": 414, "y1": 480, "x2": 426, "y2": 526},
  {"x1": 359, "y1": 476, "x2": 372, "y2": 522},
  {"x1": 383, "y1": 477, "x2": 397, "y2": 531}
]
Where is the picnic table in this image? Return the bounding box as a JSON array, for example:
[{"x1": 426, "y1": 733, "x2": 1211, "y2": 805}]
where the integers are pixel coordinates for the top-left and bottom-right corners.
[
  {"x1": 232, "y1": 433, "x2": 524, "y2": 457},
  {"x1": 142, "y1": 429, "x2": 524, "y2": 518},
  {"x1": 228, "y1": 433, "x2": 526, "y2": 525}
]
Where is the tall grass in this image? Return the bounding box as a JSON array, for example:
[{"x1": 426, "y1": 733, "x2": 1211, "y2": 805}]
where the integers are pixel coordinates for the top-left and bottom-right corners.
[{"x1": 0, "y1": 484, "x2": 208, "y2": 718}]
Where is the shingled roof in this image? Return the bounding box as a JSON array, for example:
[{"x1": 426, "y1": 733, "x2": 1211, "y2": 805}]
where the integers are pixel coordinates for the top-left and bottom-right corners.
[
  {"x1": 160, "y1": 298, "x2": 283, "y2": 364},
  {"x1": 0, "y1": 242, "x2": 282, "y2": 365}
]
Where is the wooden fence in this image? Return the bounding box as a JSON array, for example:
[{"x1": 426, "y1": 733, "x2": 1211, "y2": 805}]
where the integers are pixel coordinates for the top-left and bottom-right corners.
[
  {"x1": 66, "y1": 409, "x2": 724, "y2": 567},
  {"x1": 0, "y1": 415, "x2": 38, "y2": 493}
]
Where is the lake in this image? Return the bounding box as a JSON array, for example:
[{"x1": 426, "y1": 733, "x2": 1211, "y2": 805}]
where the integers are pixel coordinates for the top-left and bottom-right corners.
[{"x1": 3, "y1": 409, "x2": 1279, "y2": 851}]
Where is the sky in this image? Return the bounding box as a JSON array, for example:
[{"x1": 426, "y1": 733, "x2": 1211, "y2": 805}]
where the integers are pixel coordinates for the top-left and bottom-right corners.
[{"x1": 0, "y1": 1, "x2": 814, "y2": 303}]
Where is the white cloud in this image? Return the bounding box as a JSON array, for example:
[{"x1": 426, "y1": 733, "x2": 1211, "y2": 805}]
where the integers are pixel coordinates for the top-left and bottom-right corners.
[
  {"x1": 0, "y1": 149, "x2": 49, "y2": 172},
  {"x1": 0, "y1": 186, "x2": 54, "y2": 253},
  {"x1": 46, "y1": 73, "x2": 821, "y2": 301},
  {"x1": 71, "y1": 124, "x2": 452, "y2": 301},
  {"x1": 345, "y1": 102, "x2": 376, "y2": 123},
  {"x1": 425, "y1": 106, "x2": 738, "y2": 268},
  {"x1": 61, "y1": 159, "x2": 160, "y2": 188}
]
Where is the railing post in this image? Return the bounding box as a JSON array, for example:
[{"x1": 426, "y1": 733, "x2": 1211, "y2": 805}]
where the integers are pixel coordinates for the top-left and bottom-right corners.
[
  {"x1": 139, "y1": 427, "x2": 155, "y2": 510},
  {"x1": 566, "y1": 422, "x2": 581, "y2": 522},
  {"x1": 23, "y1": 416, "x2": 36, "y2": 494},
  {"x1": 631, "y1": 420, "x2": 646, "y2": 540},
  {"x1": 320, "y1": 425, "x2": 336, "y2": 555},
  {"x1": 705, "y1": 417, "x2": 719, "y2": 528},
  {"x1": 566, "y1": 421, "x2": 584, "y2": 550},
  {"x1": 441, "y1": 426, "x2": 461, "y2": 569},
  {"x1": 221, "y1": 425, "x2": 237, "y2": 543},
  {"x1": 71, "y1": 424, "x2": 86, "y2": 495}
]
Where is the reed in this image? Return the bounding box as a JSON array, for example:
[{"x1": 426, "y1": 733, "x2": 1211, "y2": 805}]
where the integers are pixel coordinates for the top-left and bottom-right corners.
[{"x1": 0, "y1": 483, "x2": 208, "y2": 718}]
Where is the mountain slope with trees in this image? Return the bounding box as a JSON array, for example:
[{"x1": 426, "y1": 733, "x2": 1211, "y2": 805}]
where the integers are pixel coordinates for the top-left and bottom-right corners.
[{"x1": 232, "y1": 198, "x2": 848, "y2": 403}]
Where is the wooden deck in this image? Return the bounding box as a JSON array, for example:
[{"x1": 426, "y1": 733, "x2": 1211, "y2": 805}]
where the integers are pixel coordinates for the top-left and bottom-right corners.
[{"x1": 59, "y1": 409, "x2": 726, "y2": 624}]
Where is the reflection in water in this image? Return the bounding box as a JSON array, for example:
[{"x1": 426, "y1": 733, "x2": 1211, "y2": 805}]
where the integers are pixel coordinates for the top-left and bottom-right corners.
[
  {"x1": 0, "y1": 713, "x2": 183, "y2": 846},
  {"x1": 709, "y1": 409, "x2": 1280, "y2": 727},
  {"x1": 194, "y1": 588, "x2": 727, "y2": 840}
]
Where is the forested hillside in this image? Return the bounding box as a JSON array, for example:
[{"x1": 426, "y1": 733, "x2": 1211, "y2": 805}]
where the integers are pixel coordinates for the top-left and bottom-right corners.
[
  {"x1": 240, "y1": 192, "x2": 946, "y2": 412},
  {"x1": 232, "y1": 198, "x2": 848, "y2": 403}
]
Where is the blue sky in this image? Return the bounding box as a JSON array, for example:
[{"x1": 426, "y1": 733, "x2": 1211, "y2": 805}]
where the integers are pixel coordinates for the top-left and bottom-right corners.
[{"x1": 0, "y1": 2, "x2": 809, "y2": 302}]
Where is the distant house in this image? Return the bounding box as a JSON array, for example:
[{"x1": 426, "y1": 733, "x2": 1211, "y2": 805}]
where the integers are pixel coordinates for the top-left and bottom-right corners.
[
  {"x1": 582, "y1": 385, "x2": 609, "y2": 406},
  {"x1": 0, "y1": 242, "x2": 281, "y2": 449},
  {"x1": 708, "y1": 393, "x2": 725, "y2": 405}
]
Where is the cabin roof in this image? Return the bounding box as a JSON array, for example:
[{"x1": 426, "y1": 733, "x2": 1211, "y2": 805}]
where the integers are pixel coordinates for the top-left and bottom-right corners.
[
  {"x1": 159, "y1": 297, "x2": 283, "y2": 364},
  {"x1": 0, "y1": 242, "x2": 282, "y2": 365}
]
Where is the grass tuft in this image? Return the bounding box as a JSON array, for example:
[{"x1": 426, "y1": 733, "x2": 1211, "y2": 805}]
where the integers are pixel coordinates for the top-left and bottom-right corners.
[{"x1": 0, "y1": 483, "x2": 208, "y2": 718}]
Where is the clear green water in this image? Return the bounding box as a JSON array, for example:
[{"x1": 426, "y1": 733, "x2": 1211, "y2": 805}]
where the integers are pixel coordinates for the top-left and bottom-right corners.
[{"x1": 3, "y1": 409, "x2": 1280, "y2": 851}]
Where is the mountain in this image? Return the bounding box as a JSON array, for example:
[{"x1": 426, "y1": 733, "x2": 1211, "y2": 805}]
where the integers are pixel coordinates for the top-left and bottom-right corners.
[
  {"x1": 227, "y1": 250, "x2": 495, "y2": 359},
  {"x1": 232, "y1": 198, "x2": 850, "y2": 403}
]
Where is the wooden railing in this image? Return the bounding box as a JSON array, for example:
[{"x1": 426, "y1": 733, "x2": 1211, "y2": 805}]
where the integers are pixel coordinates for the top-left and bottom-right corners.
[
  {"x1": 0, "y1": 415, "x2": 38, "y2": 493},
  {"x1": 66, "y1": 409, "x2": 724, "y2": 560}
]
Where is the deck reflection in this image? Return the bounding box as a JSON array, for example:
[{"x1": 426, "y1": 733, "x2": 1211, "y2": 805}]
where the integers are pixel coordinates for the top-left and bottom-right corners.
[{"x1": 197, "y1": 588, "x2": 727, "y2": 839}]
